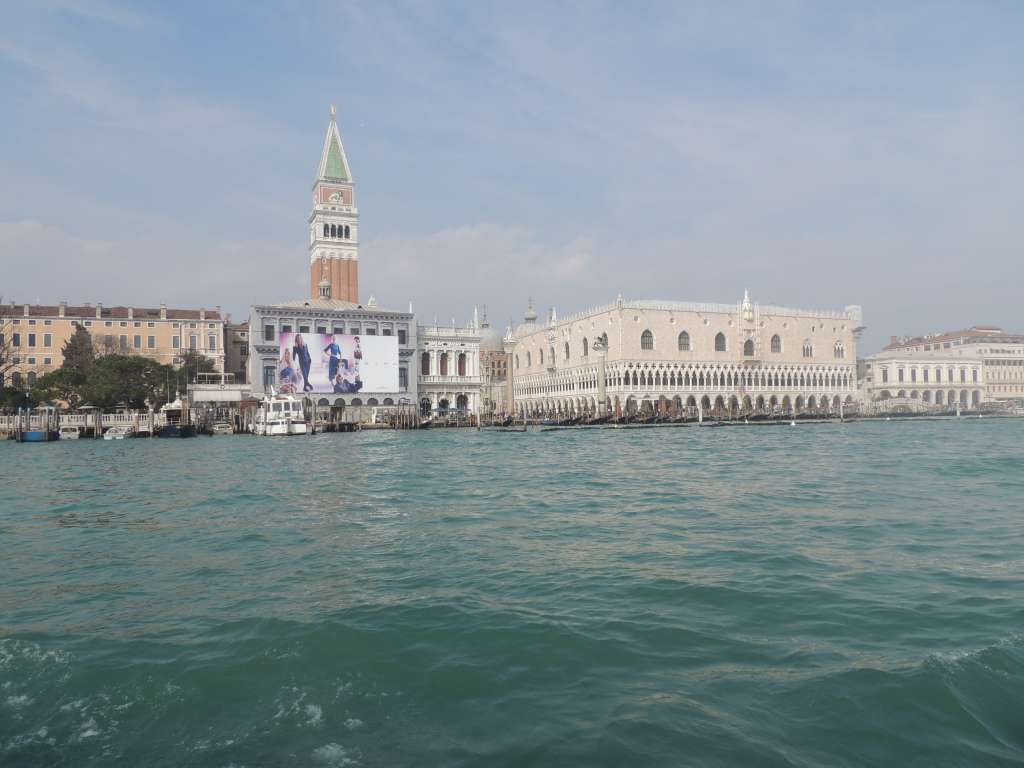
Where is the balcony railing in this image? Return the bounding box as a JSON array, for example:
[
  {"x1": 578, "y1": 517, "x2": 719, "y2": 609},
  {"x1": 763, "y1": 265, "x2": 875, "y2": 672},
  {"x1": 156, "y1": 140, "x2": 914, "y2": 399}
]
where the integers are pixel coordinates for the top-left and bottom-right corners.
[{"x1": 419, "y1": 375, "x2": 482, "y2": 384}]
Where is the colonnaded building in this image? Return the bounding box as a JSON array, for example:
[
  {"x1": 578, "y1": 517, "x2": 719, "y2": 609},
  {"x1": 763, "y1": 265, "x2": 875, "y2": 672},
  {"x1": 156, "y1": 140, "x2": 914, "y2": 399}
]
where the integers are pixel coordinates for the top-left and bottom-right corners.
[
  {"x1": 860, "y1": 325, "x2": 1024, "y2": 409},
  {"x1": 509, "y1": 292, "x2": 863, "y2": 418}
]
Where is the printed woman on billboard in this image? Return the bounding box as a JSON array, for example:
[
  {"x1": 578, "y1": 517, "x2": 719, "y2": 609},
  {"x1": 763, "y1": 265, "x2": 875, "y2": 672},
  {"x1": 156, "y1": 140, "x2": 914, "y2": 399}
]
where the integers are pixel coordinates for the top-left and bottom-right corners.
[
  {"x1": 292, "y1": 334, "x2": 313, "y2": 392},
  {"x1": 323, "y1": 335, "x2": 342, "y2": 383},
  {"x1": 279, "y1": 349, "x2": 297, "y2": 394}
]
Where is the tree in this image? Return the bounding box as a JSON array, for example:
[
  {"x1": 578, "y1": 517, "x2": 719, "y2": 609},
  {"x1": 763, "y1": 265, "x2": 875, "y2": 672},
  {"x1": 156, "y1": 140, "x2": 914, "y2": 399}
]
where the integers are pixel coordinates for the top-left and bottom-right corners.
[
  {"x1": 177, "y1": 350, "x2": 217, "y2": 383},
  {"x1": 62, "y1": 324, "x2": 95, "y2": 377},
  {"x1": 0, "y1": 298, "x2": 16, "y2": 388},
  {"x1": 0, "y1": 386, "x2": 34, "y2": 411},
  {"x1": 80, "y1": 356, "x2": 175, "y2": 410},
  {"x1": 31, "y1": 368, "x2": 85, "y2": 409}
]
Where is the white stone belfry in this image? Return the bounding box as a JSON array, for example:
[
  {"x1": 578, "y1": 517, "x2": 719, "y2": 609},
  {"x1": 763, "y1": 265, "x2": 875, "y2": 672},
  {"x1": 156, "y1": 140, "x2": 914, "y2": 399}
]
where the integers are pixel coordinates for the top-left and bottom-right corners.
[{"x1": 309, "y1": 105, "x2": 359, "y2": 303}]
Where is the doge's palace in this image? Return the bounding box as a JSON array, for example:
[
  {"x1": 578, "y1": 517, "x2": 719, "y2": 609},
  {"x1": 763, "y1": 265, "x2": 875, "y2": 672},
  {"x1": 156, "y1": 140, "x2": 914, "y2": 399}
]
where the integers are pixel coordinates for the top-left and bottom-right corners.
[{"x1": 509, "y1": 292, "x2": 863, "y2": 418}]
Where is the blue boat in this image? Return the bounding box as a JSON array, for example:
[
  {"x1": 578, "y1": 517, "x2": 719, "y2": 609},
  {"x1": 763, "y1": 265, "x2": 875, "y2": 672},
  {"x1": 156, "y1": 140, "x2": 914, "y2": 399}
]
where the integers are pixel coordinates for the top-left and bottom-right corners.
[{"x1": 14, "y1": 406, "x2": 60, "y2": 442}]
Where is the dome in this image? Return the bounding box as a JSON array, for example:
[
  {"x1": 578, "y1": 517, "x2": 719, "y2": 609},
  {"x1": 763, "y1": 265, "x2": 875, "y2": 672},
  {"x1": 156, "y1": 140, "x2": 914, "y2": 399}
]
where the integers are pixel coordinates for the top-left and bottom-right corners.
[{"x1": 479, "y1": 323, "x2": 504, "y2": 352}]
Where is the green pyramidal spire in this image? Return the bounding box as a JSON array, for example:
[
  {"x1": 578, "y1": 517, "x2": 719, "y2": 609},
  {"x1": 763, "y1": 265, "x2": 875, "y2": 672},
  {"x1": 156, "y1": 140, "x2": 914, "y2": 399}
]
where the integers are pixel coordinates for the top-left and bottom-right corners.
[
  {"x1": 325, "y1": 134, "x2": 347, "y2": 180},
  {"x1": 318, "y1": 105, "x2": 351, "y2": 182}
]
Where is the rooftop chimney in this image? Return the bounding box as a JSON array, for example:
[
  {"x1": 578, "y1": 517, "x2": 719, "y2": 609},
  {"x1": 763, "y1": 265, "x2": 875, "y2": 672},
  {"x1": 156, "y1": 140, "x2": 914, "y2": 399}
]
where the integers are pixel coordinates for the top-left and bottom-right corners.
[
  {"x1": 59, "y1": 301, "x2": 66, "y2": 318},
  {"x1": 160, "y1": 303, "x2": 167, "y2": 320},
  {"x1": 23, "y1": 304, "x2": 30, "y2": 317},
  {"x1": 199, "y1": 307, "x2": 206, "y2": 321},
  {"x1": 96, "y1": 302, "x2": 103, "y2": 319},
  {"x1": 128, "y1": 307, "x2": 134, "y2": 320}
]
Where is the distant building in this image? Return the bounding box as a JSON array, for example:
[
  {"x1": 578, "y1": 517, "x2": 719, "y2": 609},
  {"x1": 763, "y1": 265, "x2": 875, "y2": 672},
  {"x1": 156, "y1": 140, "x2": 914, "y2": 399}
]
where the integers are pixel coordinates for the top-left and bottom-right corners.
[
  {"x1": 476, "y1": 308, "x2": 511, "y2": 416},
  {"x1": 507, "y1": 292, "x2": 863, "y2": 417},
  {"x1": 860, "y1": 349, "x2": 985, "y2": 408},
  {"x1": 308, "y1": 105, "x2": 359, "y2": 304},
  {"x1": 0, "y1": 301, "x2": 225, "y2": 389},
  {"x1": 249, "y1": 108, "x2": 416, "y2": 415},
  {"x1": 417, "y1": 315, "x2": 482, "y2": 417},
  {"x1": 249, "y1": 297, "x2": 416, "y2": 408},
  {"x1": 224, "y1": 320, "x2": 249, "y2": 384},
  {"x1": 862, "y1": 325, "x2": 1024, "y2": 407}
]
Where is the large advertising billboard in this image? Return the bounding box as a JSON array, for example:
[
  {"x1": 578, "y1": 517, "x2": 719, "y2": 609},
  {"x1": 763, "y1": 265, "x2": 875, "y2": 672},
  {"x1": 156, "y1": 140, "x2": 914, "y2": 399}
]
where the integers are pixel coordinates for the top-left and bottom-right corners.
[{"x1": 277, "y1": 332, "x2": 398, "y2": 395}]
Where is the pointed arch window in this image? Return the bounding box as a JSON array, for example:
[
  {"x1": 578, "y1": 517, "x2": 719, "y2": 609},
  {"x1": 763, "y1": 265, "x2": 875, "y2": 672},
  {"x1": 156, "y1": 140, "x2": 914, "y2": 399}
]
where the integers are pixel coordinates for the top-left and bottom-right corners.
[
  {"x1": 641, "y1": 330, "x2": 654, "y2": 350},
  {"x1": 771, "y1": 334, "x2": 782, "y2": 353},
  {"x1": 439, "y1": 352, "x2": 449, "y2": 376},
  {"x1": 582, "y1": 337, "x2": 589, "y2": 357},
  {"x1": 678, "y1": 331, "x2": 690, "y2": 352},
  {"x1": 743, "y1": 339, "x2": 754, "y2": 357},
  {"x1": 564, "y1": 342, "x2": 570, "y2": 360},
  {"x1": 802, "y1": 340, "x2": 813, "y2": 358},
  {"x1": 344, "y1": 225, "x2": 351, "y2": 239},
  {"x1": 458, "y1": 352, "x2": 467, "y2": 377},
  {"x1": 715, "y1": 332, "x2": 727, "y2": 352},
  {"x1": 527, "y1": 352, "x2": 532, "y2": 367},
  {"x1": 833, "y1": 341, "x2": 845, "y2": 359}
]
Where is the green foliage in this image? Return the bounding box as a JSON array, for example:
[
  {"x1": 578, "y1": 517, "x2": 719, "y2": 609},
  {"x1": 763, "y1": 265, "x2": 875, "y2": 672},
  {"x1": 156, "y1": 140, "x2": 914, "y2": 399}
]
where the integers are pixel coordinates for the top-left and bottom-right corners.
[
  {"x1": 62, "y1": 325, "x2": 95, "y2": 376},
  {"x1": 0, "y1": 385, "x2": 34, "y2": 410},
  {"x1": 178, "y1": 350, "x2": 217, "y2": 383},
  {"x1": 30, "y1": 367, "x2": 85, "y2": 410},
  {"x1": 79, "y1": 355, "x2": 176, "y2": 410}
]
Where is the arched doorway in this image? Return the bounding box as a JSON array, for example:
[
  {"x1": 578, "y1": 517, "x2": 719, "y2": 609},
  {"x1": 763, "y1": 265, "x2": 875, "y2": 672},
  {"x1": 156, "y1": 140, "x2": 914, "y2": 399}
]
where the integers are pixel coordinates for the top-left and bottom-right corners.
[
  {"x1": 456, "y1": 394, "x2": 468, "y2": 412},
  {"x1": 438, "y1": 397, "x2": 450, "y2": 415}
]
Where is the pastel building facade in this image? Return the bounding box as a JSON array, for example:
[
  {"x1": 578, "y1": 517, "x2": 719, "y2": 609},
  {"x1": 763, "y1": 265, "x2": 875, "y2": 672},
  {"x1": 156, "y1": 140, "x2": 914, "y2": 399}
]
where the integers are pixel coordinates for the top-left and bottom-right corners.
[
  {"x1": 0, "y1": 301, "x2": 225, "y2": 389},
  {"x1": 508, "y1": 293, "x2": 863, "y2": 417}
]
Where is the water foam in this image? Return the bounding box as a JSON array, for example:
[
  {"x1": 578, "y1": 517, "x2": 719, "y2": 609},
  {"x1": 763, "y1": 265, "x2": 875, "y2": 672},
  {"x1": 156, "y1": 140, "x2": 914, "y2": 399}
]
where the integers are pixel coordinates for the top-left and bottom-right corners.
[{"x1": 312, "y1": 742, "x2": 358, "y2": 766}]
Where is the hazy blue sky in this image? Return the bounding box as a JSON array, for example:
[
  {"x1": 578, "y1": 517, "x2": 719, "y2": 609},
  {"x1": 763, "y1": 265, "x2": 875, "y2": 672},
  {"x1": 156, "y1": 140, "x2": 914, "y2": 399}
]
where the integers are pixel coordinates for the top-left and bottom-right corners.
[{"x1": 2, "y1": 1, "x2": 1022, "y2": 351}]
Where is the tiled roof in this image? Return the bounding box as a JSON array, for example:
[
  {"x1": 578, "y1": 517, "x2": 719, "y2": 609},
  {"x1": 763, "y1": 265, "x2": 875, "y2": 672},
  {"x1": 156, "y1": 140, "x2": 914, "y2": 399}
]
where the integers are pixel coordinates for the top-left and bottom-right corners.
[
  {"x1": 0, "y1": 303, "x2": 223, "y2": 321},
  {"x1": 885, "y1": 326, "x2": 1024, "y2": 350}
]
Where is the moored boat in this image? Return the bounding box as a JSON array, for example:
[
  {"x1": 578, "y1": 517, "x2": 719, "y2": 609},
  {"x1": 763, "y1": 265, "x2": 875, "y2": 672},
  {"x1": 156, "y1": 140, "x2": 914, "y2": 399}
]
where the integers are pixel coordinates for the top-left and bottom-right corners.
[
  {"x1": 58, "y1": 425, "x2": 82, "y2": 440},
  {"x1": 103, "y1": 425, "x2": 134, "y2": 440},
  {"x1": 13, "y1": 406, "x2": 60, "y2": 442},
  {"x1": 158, "y1": 399, "x2": 196, "y2": 438},
  {"x1": 251, "y1": 392, "x2": 308, "y2": 436}
]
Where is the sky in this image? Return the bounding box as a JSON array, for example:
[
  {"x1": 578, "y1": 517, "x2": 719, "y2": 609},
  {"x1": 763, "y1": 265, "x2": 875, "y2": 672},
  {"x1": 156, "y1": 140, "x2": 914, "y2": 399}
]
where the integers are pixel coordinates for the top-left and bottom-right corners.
[{"x1": 1, "y1": 1, "x2": 1022, "y2": 352}]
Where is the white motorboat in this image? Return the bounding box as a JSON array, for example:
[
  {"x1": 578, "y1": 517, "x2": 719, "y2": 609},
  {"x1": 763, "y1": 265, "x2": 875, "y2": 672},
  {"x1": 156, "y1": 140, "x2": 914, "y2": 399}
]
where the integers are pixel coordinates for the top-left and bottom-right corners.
[
  {"x1": 252, "y1": 393, "x2": 308, "y2": 436},
  {"x1": 211, "y1": 421, "x2": 234, "y2": 435},
  {"x1": 103, "y1": 425, "x2": 134, "y2": 440},
  {"x1": 58, "y1": 425, "x2": 81, "y2": 440}
]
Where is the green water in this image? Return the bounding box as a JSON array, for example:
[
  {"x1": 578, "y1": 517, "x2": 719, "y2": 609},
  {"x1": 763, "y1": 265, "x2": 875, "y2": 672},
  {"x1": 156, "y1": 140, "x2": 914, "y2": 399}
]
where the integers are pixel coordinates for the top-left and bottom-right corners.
[{"x1": 1, "y1": 419, "x2": 1023, "y2": 767}]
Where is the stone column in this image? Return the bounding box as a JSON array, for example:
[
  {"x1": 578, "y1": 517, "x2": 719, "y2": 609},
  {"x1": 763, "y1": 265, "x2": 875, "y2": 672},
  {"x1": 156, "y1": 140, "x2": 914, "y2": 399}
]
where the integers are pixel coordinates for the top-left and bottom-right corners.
[{"x1": 596, "y1": 347, "x2": 608, "y2": 417}]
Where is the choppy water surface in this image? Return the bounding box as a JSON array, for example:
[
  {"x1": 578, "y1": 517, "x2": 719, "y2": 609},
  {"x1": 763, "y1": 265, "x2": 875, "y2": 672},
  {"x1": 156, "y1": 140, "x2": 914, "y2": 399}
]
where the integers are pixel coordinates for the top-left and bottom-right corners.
[{"x1": 2, "y1": 419, "x2": 1023, "y2": 767}]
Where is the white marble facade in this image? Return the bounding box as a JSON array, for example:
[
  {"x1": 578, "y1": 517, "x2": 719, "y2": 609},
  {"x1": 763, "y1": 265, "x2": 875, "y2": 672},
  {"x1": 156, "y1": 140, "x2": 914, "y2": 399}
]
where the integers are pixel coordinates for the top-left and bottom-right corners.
[{"x1": 508, "y1": 293, "x2": 864, "y2": 417}]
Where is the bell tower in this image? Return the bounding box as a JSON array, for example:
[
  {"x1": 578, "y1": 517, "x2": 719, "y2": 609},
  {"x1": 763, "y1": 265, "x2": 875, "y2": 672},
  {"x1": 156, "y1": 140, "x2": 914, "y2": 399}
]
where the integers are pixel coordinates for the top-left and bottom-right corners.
[{"x1": 309, "y1": 105, "x2": 359, "y2": 303}]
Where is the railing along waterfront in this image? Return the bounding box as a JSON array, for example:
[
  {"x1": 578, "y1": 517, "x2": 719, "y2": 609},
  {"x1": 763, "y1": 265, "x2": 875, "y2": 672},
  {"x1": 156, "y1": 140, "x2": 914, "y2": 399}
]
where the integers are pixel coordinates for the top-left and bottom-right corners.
[{"x1": 0, "y1": 412, "x2": 169, "y2": 430}]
